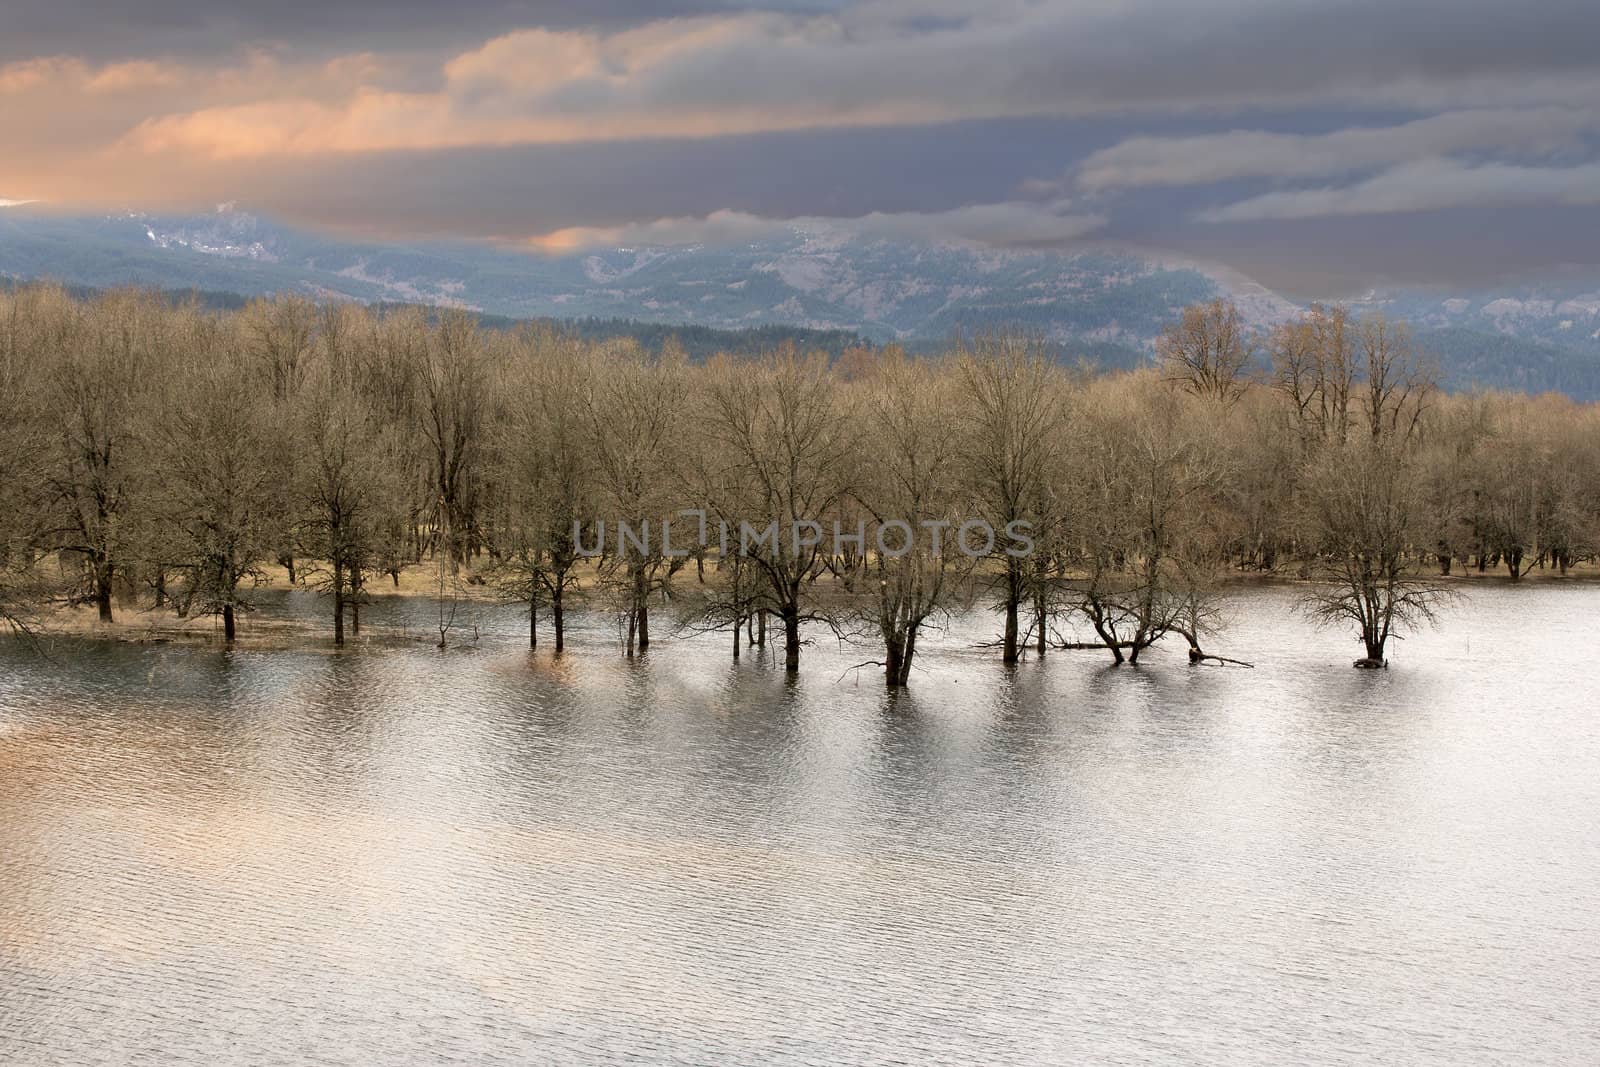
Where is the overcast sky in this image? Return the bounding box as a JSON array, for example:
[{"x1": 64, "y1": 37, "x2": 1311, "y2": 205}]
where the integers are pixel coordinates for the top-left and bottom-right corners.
[{"x1": 4, "y1": 0, "x2": 1599, "y2": 296}]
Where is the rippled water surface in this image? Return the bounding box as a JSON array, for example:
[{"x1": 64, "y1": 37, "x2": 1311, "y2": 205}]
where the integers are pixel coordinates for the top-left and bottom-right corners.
[{"x1": 2, "y1": 584, "x2": 1598, "y2": 1064}]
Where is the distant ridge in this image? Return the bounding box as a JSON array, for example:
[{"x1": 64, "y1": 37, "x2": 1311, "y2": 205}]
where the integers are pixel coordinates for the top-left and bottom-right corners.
[{"x1": 4, "y1": 205, "x2": 1600, "y2": 397}]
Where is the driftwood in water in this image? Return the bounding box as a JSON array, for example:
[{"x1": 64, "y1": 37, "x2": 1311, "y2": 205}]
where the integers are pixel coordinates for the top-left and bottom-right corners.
[{"x1": 1188, "y1": 646, "x2": 1255, "y2": 668}]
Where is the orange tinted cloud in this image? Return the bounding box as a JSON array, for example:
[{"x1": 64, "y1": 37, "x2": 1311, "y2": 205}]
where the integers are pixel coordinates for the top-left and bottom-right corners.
[
  {"x1": 4, "y1": 1, "x2": 1600, "y2": 220},
  {"x1": 525, "y1": 202, "x2": 1107, "y2": 253}
]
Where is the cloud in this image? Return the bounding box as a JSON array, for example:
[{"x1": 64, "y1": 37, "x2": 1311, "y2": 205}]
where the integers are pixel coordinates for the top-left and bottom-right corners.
[
  {"x1": 0, "y1": 0, "x2": 739, "y2": 63},
  {"x1": 527, "y1": 200, "x2": 1106, "y2": 252},
  {"x1": 5, "y1": 0, "x2": 1589, "y2": 163},
  {"x1": 3, "y1": 0, "x2": 1600, "y2": 290},
  {"x1": 1076, "y1": 108, "x2": 1598, "y2": 191},
  {"x1": 1196, "y1": 158, "x2": 1600, "y2": 222}
]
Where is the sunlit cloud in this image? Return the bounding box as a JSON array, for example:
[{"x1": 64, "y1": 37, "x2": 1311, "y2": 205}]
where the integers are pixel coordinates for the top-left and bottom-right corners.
[
  {"x1": 525, "y1": 201, "x2": 1107, "y2": 253},
  {"x1": 1, "y1": 0, "x2": 1599, "y2": 286},
  {"x1": 6, "y1": 1, "x2": 1599, "y2": 167}
]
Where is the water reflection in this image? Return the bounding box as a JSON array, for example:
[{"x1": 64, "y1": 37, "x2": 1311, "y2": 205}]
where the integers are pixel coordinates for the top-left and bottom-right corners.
[{"x1": 2, "y1": 585, "x2": 1597, "y2": 1064}]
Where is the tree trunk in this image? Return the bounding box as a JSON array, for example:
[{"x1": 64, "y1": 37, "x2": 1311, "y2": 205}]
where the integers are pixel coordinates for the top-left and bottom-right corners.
[
  {"x1": 95, "y1": 561, "x2": 114, "y2": 623},
  {"x1": 757, "y1": 610, "x2": 767, "y2": 648},
  {"x1": 899, "y1": 624, "x2": 919, "y2": 687},
  {"x1": 223, "y1": 603, "x2": 236, "y2": 642},
  {"x1": 350, "y1": 564, "x2": 362, "y2": 635},
  {"x1": 1002, "y1": 568, "x2": 1020, "y2": 665},
  {"x1": 1034, "y1": 588, "x2": 1047, "y2": 657},
  {"x1": 553, "y1": 583, "x2": 565, "y2": 653},
  {"x1": 783, "y1": 608, "x2": 801, "y2": 672},
  {"x1": 529, "y1": 590, "x2": 538, "y2": 650},
  {"x1": 733, "y1": 615, "x2": 742, "y2": 660},
  {"x1": 633, "y1": 564, "x2": 650, "y2": 652},
  {"x1": 333, "y1": 558, "x2": 345, "y2": 647},
  {"x1": 884, "y1": 632, "x2": 904, "y2": 690}
]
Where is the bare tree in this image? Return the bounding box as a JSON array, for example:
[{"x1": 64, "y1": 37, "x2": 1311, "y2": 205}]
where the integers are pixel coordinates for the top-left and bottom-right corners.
[
  {"x1": 1061, "y1": 377, "x2": 1230, "y2": 664},
  {"x1": 1358, "y1": 313, "x2": 1432, "y2": 444},
  {"x1": 294, "y1": 371, "x2": 403, "y2": 646},
  {"x1": 1158, "y1": 298, "x2": 1255, "y2": 403},
  {"x1": 0, "y1": 282, "x2": 1582, "y2": 674},
  {"x1": 954, "y1": 335, "x2": 1063, "y2": 664},
  {"x1": 1302, "y1": 439, "x2": 1453, "y2": 665},
  {"x1": 38, "y1": 290, "x2": 162, "y2": 622},
  {"x1": 492, "y1": 327, "x2": 594, "y2": 651},
  {"x1": 1273, "y1": 304, "x2": 1359, "y2": 446},
  {"x1": 152, "y1": 313, "x2": 283, "y2": 641},
  {"x1": 584, "y1": 341, "x2": 689, "y2": 655},
  {"x1": 852, "y1": 350, "x2": 975, "y2": 688},
  {"x1": 701, "y1": 347, "x2": 855, "y2": 672},
  {"x1": 0, "y1": 287, "x2": 61, "y2": 636},
  {"x1": 413, "y1": 310, "x2": 489, "y2": 571}
]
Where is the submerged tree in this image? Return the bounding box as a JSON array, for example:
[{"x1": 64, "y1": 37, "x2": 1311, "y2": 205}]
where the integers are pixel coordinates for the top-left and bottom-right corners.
[
  {"x1": 1302, "y1": 439, "x2": 1453, "y2": 666},
  {"x1": 8, "y1": 286, "x2": 1594, "y2": 670},
  {"x1": 295, "y1": 377, "x2": 404, "y2": 647},
  {"x1": 701, "y1": 348, "x2": 856, "y2": 672},
  {"x1": 954, "y1": 336, "x2": 1063, "y2": 664},
  {"x1": 1061, "y1": 377, "x2": 1229, "y2": 664},
  {"x1": 0, "y1": 288, "x2": 57, "y2": 635},
  {"x1": 853, "y1": 351, "x2": 976, "y2": 688},
  {"x1": 38, "y1": 290, "x2": 159, "y2": 622},
  {"x1": 492, "y1": 327, "x2": 594, "y2": 651},
  {"x1": 152, "y1": 315, "x2": 284, "y2": 641},
  {"x1": 584, "y1": 342, "x2": 689, "y2": 655}
]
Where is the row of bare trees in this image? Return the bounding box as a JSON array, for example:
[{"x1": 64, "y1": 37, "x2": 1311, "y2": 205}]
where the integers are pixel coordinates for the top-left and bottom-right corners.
[{"x1": 4, "y1": 285, "x2": 1599, "y2": 682}]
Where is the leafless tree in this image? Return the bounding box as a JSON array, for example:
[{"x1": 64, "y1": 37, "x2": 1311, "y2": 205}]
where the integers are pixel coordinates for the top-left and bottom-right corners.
[
  {"x1": 1158, "y1": 298, "x2": 1255, "y2": 403},
  {"x1": 152, "y1": 313, "x2": 283, "y2": 640},
  {"x1": 852, "y1": 350, "x2": 976, "y2": 688},
  {"x1": 492, "y1": 327, "x2": 594, "y2": 651},
  {"x1": 1301, "y1": 439, "x2": 1454, "y2": 665},
  {"x1": 701, "y1": 347, "x2": 855, "y2": 672},
  {"x1": 584, "y1": 341, "x2": 690, "y2": 655},
  {"x1": 1060, "y1": 376, "x2": 1229, "y2": 664},
  {"x1": 954, "y1": 335, "x2": 1064, "y2": 664},
  {"x1": 38, "y1": 290, "x2": 162, "y2": 622},
  {"x1": 294, "y1": 370, "x2": 404, "y2": 646}
]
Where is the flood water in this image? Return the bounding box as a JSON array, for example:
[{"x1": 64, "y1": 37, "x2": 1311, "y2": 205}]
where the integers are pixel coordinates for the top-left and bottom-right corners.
[{"x1": 1, "y1": 583, "x2": 1597, "y2": 1064}]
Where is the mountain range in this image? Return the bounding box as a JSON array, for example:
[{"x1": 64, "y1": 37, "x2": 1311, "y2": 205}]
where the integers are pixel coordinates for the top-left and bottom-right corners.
[{"x1": 3, "y1": 203, "x2": 1598, "y2": 398}]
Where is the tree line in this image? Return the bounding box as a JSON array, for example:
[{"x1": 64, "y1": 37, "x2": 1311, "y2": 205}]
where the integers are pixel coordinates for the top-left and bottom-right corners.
[{"x1": 2, "y1": 287, "x2": 1596, "y2": 686}]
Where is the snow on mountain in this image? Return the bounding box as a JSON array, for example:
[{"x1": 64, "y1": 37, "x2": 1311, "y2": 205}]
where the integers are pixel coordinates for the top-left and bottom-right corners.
[{"x1": 3, "y1": 204, "x2": 1599, "y2": 395}]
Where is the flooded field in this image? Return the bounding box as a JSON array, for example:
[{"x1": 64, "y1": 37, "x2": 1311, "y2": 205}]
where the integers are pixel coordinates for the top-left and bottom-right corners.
[{"x1": 2, "y1": 584, "x2": 1596, "y2": 1064}]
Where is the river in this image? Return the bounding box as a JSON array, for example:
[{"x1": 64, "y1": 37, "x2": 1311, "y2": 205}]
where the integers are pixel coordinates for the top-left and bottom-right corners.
[{"x1": 1, "y1": 583, "x2": 1596, "y2": 1064}]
